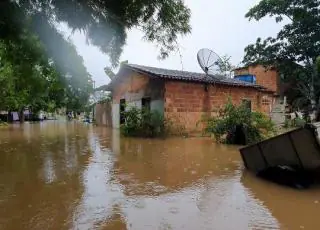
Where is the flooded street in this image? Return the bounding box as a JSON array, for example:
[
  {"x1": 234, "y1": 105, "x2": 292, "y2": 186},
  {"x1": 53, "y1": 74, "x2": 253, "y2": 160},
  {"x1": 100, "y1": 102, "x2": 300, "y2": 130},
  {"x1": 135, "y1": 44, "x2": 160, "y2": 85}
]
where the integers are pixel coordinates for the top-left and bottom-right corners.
[{"x1": 1, "y1": 122, "x2": 320, "y2": 230}]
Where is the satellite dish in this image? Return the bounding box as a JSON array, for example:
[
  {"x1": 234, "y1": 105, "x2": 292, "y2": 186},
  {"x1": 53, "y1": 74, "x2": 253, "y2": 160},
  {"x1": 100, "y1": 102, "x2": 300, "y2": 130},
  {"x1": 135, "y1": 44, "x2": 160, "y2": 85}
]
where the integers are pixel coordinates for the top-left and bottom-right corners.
[{"x1": 197, "y1": 48, "x2": 225, "y2": 77}]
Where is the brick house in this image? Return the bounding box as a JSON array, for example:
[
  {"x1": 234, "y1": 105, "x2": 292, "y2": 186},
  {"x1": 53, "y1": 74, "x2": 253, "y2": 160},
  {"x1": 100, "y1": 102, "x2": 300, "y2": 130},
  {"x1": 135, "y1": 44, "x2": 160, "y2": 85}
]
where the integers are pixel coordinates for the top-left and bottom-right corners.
[
  {"x1": 107, "y1": 63, "x2": 276, "y2": 134},
  {"x1": 234, "y1": 64, "x2": 285, "y2": 124},
  {"x1": 234, "y1": 64, "x2": 280, "y2": 96}
]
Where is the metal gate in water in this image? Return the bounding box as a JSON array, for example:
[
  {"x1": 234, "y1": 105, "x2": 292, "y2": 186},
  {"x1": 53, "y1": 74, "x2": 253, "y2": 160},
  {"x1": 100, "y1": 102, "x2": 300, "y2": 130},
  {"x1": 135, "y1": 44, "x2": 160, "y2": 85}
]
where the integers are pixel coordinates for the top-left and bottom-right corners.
[{"x1": 240, "y1": 123, "x2": 320, "y2": 173}]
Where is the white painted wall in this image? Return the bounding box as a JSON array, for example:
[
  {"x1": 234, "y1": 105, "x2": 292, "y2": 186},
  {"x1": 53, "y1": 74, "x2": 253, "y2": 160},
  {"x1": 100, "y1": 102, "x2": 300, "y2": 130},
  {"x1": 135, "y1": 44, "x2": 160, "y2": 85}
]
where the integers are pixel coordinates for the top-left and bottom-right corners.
[
  {"x1": 151, "y1": 100, "x2": 164, "y2": 115},
  {"x1": 112, "y1": 104, "x2": 120, "y2": 128},
  {"x1": 111, "y1": 99, "x2": 164, "y2": 128},
  {"x1": 127, "y1": 100, "x2": 142, "y2": 110}
]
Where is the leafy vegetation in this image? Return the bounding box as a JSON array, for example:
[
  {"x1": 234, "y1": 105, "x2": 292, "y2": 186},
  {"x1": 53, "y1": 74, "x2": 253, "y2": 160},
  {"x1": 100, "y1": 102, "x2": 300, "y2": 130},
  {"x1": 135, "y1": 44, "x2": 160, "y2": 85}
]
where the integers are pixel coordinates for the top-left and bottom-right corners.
[
  {"x1": 0, "y1": 27, "x2": 92, "y2": 121},
  {"x1": 0, "y1": 1, "x2": 191, "y2": 120},
  {"x1": 204, "y1": 100, "x2": 277, "y2": 145},
  {"x1": 0, "y1": 119, "x2": 8, "y2": 126},
  {"x1": 120, "y1": 107, "x2": 166, "y2": 138},
  {"x1": 284, "y1": 115, "x2": 307, "y2": 129},
  {"x1": 288, "y1": 117, "x2": 306, "y2": 128},
  {"x1": 243, "y1": 0, "x2": 320, "y2": 111},
  {"x1": 216, "y1": 55, "x2": 236, "y2": 78},
  {"x1": 0, "y1": 0, "x2": 191, "y2": 67}
]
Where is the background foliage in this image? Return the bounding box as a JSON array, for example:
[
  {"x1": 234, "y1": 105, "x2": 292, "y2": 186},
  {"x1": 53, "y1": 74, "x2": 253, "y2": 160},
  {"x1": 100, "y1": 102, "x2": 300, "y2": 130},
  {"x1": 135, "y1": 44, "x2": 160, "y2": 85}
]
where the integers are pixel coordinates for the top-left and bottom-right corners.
[
  {"x1": 243, "y1": 0, "x2": 320, "y2": 111},
  {"x1": 0, "y1": 0, "x2": 191, "y2": 67},
  {"x1": 0, "y1": 0, "x2": 191, "y2": 119}
]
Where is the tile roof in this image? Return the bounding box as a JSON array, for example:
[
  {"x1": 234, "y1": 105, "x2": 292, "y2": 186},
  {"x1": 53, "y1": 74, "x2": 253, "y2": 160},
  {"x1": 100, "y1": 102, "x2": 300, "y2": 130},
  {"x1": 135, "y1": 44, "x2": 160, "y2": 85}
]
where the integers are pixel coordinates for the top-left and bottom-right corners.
[{"x1": 108, "y1": 63, "x2": 269, "y2": 90}]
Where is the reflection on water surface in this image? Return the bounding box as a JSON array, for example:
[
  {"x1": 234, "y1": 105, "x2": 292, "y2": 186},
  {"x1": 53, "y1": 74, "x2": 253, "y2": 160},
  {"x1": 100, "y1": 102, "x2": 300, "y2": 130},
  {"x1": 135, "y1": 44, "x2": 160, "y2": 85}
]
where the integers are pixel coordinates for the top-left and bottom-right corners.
[{"x1": 0, "y1": 121, "x2": 319, "y2": 230}]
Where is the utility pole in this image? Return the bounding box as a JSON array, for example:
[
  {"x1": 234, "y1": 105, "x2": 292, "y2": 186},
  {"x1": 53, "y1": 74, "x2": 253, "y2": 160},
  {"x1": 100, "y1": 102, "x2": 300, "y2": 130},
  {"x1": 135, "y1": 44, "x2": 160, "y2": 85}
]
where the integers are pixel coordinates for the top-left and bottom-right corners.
[{"x1": 92, "y1": 80, "x2": 96, "y2": 122}]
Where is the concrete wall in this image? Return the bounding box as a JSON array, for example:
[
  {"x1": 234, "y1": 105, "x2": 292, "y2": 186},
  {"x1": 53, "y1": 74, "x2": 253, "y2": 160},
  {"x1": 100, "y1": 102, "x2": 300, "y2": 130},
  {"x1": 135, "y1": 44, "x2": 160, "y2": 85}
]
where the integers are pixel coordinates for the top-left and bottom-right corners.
[
  {"x1": 151, "y1": 99, "x2": 164, "y2": 114},
  {"x1": 127, "y1": 100, "x2": 142, "y2": 110},
  {"x1": 112, "y1": 104, "x2": 120, "y2": 128},
  {"x1": 234, "y1": 65, "x2": 280, "y2": 94},
  {"x1": 111, "y1": 71, "x2": 165, "y2": 128},
  {"x1": 94, "y1": 102, "x2": 112, "y2": 126},
  {"x1": 164, "y1": 80, "x2": 273, "y2": 134}
]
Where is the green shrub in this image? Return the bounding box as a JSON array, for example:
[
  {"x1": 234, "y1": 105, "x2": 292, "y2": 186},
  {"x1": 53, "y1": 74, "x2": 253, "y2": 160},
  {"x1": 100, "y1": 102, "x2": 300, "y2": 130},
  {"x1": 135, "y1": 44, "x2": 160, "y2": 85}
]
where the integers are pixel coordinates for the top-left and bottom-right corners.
[
  {"x1": 0, "y1": 120, "x2": 8, "y2": 126},
  {"x1": 293, "y1": 116, "x2": 306, "y2": 127},
  {"x1": 120, "y1": 107, "x2": 166, "y2": 138},
  {"x1": 204, "y1": 99, "x2": 277, "y2": 145},
  {"x1": 283, "y1": 115, "x2": 306, "y2": 129},
  {"x1": 283, "y1": 118, "x2": 290, "y2": 128}
]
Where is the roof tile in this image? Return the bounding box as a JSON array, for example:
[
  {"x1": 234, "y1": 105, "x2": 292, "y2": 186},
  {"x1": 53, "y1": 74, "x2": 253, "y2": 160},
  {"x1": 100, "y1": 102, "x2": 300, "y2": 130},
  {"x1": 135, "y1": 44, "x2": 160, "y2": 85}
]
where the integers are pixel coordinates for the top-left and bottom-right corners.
[
  {"x1": 107, "y1": 63, "x2": 269, "y2": 91},
  {"x1": 126, "y1": 64, "x2": 264, "y2": 88}
]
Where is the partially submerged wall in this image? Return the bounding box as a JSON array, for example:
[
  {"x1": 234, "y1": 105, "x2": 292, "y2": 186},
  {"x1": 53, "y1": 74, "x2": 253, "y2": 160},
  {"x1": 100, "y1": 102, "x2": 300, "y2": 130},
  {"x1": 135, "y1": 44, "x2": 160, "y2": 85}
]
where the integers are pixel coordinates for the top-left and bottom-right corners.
[
  {"x1": 111, "y1": 71, "x2": 164, "y2": 128},
  {"x1": 110, "y1": 69, "x2": 274, "y2": 134},
  {"x1": 164, "y1": 80, "x2": 273, "y2": 134},
  {"x1": 95, "y1": 101, "x2": 112, "y2": 126}
]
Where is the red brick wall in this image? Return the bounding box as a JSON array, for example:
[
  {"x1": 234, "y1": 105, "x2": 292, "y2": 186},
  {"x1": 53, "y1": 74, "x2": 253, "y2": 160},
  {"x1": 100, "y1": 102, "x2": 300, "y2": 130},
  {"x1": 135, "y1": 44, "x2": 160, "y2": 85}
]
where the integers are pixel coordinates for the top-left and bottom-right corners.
[
  {"x1": 234, "y1": 65, "x2": 279, "y2": 94},
  {"x1": 111, "y1": 69, "x2": 273, "y2": 134},
  {"x1": 164, "y1": 81, "x2": 272, "y2": 134}
]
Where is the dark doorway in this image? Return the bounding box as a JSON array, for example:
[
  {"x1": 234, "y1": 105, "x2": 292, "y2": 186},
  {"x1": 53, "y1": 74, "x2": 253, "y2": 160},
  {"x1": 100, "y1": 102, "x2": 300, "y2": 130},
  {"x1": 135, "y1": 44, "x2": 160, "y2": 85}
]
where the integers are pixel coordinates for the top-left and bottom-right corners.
[
  {"x1": 120, "y1": 99, "x2": 126, "y2": 125},
  {"x1": 142, "y1": 97, "x2": 151, "y2": 112},
  {"x1": 242, "y1": 99, "x2": 252, "y2": 112}
]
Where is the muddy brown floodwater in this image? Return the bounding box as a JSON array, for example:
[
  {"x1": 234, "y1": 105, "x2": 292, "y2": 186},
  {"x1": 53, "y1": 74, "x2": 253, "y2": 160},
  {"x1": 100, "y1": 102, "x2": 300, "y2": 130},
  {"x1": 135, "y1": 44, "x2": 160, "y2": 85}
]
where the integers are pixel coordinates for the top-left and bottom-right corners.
[{"x1": 1, "y1": 121, "x2": 320, "y2": 230}]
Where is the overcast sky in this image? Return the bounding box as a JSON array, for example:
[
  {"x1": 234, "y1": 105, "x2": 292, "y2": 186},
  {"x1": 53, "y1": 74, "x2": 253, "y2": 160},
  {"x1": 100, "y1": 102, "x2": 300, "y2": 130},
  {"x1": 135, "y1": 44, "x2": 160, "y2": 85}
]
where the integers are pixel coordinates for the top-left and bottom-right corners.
[{"x1": 65, "y1": 0, "x2": 284, "y2": 87}]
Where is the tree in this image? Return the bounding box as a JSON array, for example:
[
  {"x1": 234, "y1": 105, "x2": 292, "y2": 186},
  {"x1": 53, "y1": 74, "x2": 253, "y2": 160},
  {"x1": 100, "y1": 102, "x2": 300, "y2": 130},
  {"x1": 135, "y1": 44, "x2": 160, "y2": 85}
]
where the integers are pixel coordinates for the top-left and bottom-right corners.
[
  {"x1": 0, "y1": 1, "x2": 191, "y2": 120},
  {"x1": 243, "y1": 0, "x2": 320, "y2": 111},
  {"x1": 0, "y1": 0, "x2": 191, "y2": 67},
  {"x1": 0, "y1": 1, "x2": 190, "y2": 119},
  {"x1": 0, "y1": 31, "x2": 52, "y2": 121},
  {"x1": 216, "y1": 55, "x2": 235, "y2": 78},
  {"x1": 0, "y1": 26, "x2": 92, "y2": 121}
]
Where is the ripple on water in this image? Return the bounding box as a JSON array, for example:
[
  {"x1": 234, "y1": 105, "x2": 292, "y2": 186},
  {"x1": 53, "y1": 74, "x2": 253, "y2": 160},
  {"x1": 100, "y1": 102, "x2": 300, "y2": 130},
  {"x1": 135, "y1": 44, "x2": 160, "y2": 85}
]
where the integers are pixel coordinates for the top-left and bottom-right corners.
[
  {"x1": 168, "y1": 207, "x2": 179, "y2": 214},
  {"x1": 0, "y1": 123, "x2": 314, "y2": 230}
]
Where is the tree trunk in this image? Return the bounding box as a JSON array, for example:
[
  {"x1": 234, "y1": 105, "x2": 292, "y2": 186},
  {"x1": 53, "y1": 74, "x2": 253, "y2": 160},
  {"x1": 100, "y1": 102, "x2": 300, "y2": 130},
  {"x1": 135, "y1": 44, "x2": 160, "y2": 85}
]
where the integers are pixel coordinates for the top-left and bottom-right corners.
[
  {"x1": 315, "y1": 58, "x2": 320, "y2": 121},
  {"x1": 7, "y1": 110, "x2": 12, "y2": 123},
  {"x1": 19, "y1": 109, "x2": 25, "y2": 123},
  {"x1": 309, "y1": 86, "x2": 317, "y2": 121},
  {"x1": 312, "y1": 63, "x2": 319, "y2": 121}
]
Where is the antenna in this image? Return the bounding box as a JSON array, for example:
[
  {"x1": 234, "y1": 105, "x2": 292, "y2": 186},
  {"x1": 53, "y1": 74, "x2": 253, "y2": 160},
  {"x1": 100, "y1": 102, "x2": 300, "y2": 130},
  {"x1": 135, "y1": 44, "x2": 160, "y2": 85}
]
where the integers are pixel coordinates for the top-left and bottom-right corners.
[{"x1": 197, "y1": 48, "x2": 226, "y2": 78}]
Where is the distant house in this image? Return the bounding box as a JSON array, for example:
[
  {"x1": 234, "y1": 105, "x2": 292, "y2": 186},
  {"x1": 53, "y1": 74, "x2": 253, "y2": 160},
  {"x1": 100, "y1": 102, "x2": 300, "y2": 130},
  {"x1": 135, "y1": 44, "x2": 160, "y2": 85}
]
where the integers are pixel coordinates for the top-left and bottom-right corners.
[
  {"x1": 234, "y1": 64, "x2": 280, "y2": 96},
  {"x1": 0, "y1": 109, "x2": 33, "y2": 122},
  {"x1": 107, "y1": 63, "x2": 276, "y2": 134},
  {"x1": 234, "y1": 64, "x2": 285, "y2": 125}
]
